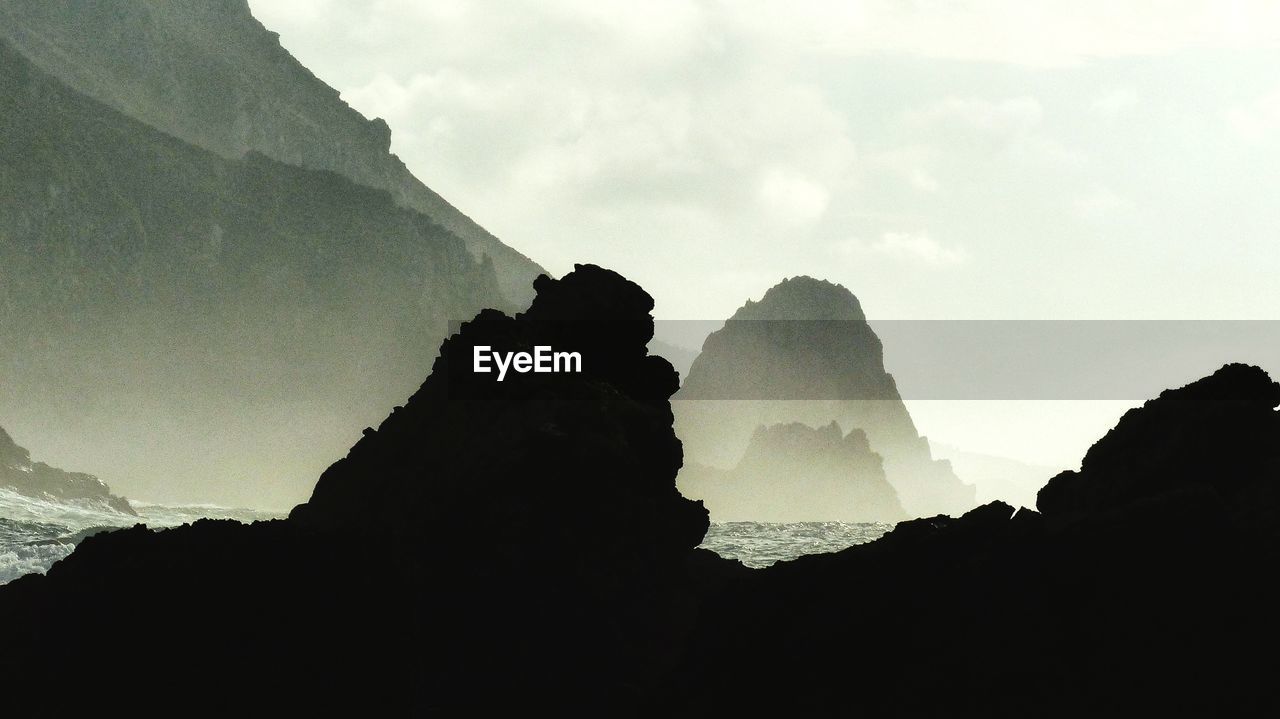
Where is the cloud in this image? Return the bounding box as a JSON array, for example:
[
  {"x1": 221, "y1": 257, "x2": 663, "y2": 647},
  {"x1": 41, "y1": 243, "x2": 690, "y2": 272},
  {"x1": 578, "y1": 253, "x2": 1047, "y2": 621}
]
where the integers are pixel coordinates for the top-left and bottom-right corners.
[
  {"x1": 1074, "y1": 186, "x2": 1128, "y2": 221},
  {"x1": 246, "y1": 0, "x2": 1280, "y2": 325},
  {"x1": 872, "y1": 232, "x2": 968, "y2": 266},
  {"x1": 757, "y1": 168, "x2": 830, "y2": 225},
  {"x1": 1091, "y1": 89, "x2": 1138, "y2": 120},
  {"x1": 909, "y1": 97, "x2": 1044, "y2": 138},
  {"x1": 834, "y1": 233, "x2": 968, "y2": 268},
  {"x1": 723, "y1": 0, "x2": 1280, "y2": 67},
  {"x1": 868, "y1": 145, "x2": 940, "y2": 193},
  {"x1": 1226, "y1": 87, "x2": 1280, "y2": 143}
]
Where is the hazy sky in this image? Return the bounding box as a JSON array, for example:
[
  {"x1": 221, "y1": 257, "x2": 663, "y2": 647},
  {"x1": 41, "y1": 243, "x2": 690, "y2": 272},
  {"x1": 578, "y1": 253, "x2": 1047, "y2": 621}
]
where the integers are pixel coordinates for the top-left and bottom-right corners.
[{"x1": 248, "y1": 1, "x2": 1280, "y2": 467}]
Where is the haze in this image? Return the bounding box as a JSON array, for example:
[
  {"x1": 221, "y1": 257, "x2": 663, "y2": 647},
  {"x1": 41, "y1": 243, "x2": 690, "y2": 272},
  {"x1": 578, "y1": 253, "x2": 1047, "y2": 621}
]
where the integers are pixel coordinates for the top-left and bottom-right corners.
[{"x1": 249, "y1": 0, "x2": 1280, "y2": 478}]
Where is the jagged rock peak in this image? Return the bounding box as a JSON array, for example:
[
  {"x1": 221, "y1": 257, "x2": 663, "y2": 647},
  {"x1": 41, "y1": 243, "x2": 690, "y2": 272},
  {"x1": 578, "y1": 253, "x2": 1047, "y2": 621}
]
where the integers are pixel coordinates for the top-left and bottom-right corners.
[
  {"x1": 743, "y1": 421, "x2": 877, "y2": 460},
  {"x1": 677, "y1": 274, "x2": 893, "y2": 401},
  {"x1": 0, "y1": 426, "x2": 32, "y2": 468},
  {"x1": 0, "y1": 425, "x2": 134, "y2": 515},
  {"x1": 731, "y1": 276, "x2": 867, "y2": 322},
  {"x1": 1155, "y1": 362, "x2": 1280, "y2": 403}
]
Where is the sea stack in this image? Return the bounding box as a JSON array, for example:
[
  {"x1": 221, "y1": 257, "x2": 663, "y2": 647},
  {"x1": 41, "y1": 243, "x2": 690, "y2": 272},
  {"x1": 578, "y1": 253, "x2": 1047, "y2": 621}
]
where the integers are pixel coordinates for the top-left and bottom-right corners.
[
  {"x1": 675, "y1": 276, "x2": 975, "y2": 518},
  {"x1": 679, "y1": 421, "x2": 907, "y2": 523}
]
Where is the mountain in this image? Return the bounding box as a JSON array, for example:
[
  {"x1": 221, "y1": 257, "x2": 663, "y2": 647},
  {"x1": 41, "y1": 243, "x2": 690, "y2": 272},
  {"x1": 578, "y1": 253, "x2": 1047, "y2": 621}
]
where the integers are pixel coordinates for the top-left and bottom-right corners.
[
  {"x1": 930, "y1": 441, "x2": 1059, "y2": 509},
  {"x1": 648, "y1": 339, "x2": 700, "y2": 382},
  {"x1": 674, "y1": 276, "x2": 975, "y2": 517},
  {"x1": 0, "y1": 38, "x2": 504, "y2": 506},
  {"x1": 1, "y1": 426, "x2": 133, "y2": 515},
  {"x1": 0, "y1": 0, "x2": 544, "y2": 306},
  {"x1": 679, "y1": 421, "x2": 907, "y2": 523}
]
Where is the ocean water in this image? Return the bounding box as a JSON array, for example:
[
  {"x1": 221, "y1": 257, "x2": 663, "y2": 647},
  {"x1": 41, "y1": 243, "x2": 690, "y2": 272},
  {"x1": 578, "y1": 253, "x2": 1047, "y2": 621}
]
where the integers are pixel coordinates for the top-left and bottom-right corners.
[
  {"x1": 699, "y1": 521, "x2": 893, "y2": 568},
  {"x1": 2, "y1": 486, "x2": 893, "y2": 584},
  {"x1": 0, "y1": 487, "x2": 282, "y2": 585}
]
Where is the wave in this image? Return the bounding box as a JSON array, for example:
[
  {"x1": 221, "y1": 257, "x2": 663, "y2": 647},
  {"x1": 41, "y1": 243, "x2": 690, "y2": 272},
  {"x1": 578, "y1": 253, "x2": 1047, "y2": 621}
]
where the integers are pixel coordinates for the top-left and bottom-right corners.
[
  {"x1": 0, "y1": 487, "x2": 283, "y2": 584},
  {"x1": 699, "y1": 521, "x2": 893, "y2": 568}
]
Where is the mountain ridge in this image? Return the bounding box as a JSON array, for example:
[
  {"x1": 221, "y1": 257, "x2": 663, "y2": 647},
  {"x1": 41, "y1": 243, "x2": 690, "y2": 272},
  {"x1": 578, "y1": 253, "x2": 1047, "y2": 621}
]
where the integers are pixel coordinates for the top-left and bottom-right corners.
[
  {"x1": 0, "y1": 37, "x2": 504, "y2": 506},
  {"x1": 0, "y1": 0, "x2": 545, "y2": 306}
]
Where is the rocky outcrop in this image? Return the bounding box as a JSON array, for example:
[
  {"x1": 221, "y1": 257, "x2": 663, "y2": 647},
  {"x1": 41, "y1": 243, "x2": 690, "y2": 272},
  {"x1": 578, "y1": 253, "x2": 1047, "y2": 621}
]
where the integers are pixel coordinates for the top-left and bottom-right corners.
[
  {"x1": 0, "y1": 265, "x2": 721, "y2": 715},
  {"x1": 675, "y1": 276, "x2": 975, "y2": 517},
  {"x1": 670, "y1": 363, "x2": 1280, "y2": 716},
  {"x1": 1037, "y1": 362, "x2": 1280, "y2": 527},
  {"x1": 0, "y1": 0, "x2": 544, "y2": 306},
  {"x1": 293, "y1": 263, "x2": 709, "y2": 556},
  {"x1": 0, "y1": 39, "x2": 504, "y2": 506},
  {"x1": 679, "y1": 421, "x2": 907, "y2": 523},
  {"x1": 0, "y1": 427, "x2": 133, "y2": 515},
  {"x1": 2, "y1": 259, "x2": 1280, "y2": 715}
]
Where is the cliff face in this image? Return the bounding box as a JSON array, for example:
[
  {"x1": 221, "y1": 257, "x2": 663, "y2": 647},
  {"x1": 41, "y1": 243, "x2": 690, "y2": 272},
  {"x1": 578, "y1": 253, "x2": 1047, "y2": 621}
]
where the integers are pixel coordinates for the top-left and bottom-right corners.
[
  {"x1": 0, "y1": 427, "x2": 133, "y2": 515},
  {"x1": 0, "y1": 40, "x2": 503, "y2": 505},
  {"x1": 679, "y1": 421, "x2": 907, "y2": 523},
  {"x1": 674, "y1": 276, "x2": 975, "y2": 518},
  {"x1": 0, "y1": 0, "x2": 544, "y2": 306}
]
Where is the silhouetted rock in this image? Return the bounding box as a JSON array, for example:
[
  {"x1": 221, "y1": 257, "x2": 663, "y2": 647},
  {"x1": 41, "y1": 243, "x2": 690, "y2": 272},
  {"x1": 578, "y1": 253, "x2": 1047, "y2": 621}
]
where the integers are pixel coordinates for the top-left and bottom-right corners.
[
  {"x1": 0, "y1": 426, "x2": 134, "y2": 515},
  {"x1": 675, "y1": 276, "x2": 975, "y2": 517},
  {"x1": 0, "y1": 265, "x2": 717, "y2": 715},
  {"x1": 680, "y1": 421, "x2": 906, "y2": 522},
  {"x1": 669, "y1": 364, "x2": 1280, "y2": 716},
  {"x1": 4, "y1": 272, "x2": 1280, "y2": 715},
  {"x1": 293, "y1": 263, "x2": 709, "y2": 556},
  {"x1": 1038, "y1": 363, "x2": 1280, "y2": 527}
]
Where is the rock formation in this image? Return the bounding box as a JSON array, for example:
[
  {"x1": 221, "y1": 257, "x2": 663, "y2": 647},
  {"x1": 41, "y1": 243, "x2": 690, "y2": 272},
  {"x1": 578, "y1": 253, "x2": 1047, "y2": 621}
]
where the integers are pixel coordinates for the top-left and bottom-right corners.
[
  {"x1": 0, "y1": 426, "x2": 133, "y2": 515},
  {"x1": 1037, "y1": 362, "x2": 1280, "y2": 526},
  {"x1": 0, "y1": 0, "x2": 543, "y2": 306},
  {"x1": 670, "y1": 363, "x2": 1280, "y2": 716},
  {"x1": 679, "y1": 422, "x2": 907, "y2": 523},
  {"x1": 0, "y1": 265, "x2": 724, "y2": 715},
  {"x1": 675, "y1": 276, "x2": 975, "y2": 517},
  {"x1": 932, "y1": 441, "x2": 1056, "y2": 509},
  {"x1": 2, "y1": 262, "x2": 1279, "y2": 715},
  {"x1": 0, "y1": 38, "x2": 505, "y2": 506},
  {"x1": 292, "y1": 263, "x2": 709, "y2": 556}
]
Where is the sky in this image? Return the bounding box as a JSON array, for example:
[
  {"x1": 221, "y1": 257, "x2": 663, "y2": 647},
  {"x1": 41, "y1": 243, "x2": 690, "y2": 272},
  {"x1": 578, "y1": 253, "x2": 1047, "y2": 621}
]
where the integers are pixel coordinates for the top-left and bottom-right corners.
[{"x1": 248, "y1": 0, "x2": 1280, "y2": 468}]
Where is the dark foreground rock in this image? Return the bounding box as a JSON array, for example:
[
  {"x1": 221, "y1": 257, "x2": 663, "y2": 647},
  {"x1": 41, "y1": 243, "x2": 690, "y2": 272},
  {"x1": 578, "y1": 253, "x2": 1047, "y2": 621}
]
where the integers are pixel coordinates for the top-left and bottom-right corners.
[
  {"x1": 0, "y1": 426, "x2": 134, "y2": 515},
  {"x1": 2, "y1": 269, "x2": 1279, "y2": 716},
  {"x1": 668, "y1": 364, "x2": 1280, "y2": 716},
  {"x1": 0, "y1": 264, "x2": 724, "y2": 715}
]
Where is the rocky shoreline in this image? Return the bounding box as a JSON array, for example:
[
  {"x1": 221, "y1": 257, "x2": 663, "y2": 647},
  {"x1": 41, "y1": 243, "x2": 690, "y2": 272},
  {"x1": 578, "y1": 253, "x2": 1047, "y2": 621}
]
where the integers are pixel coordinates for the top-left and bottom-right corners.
[
  {"x1": 1, "y1": 427, "x2": 134, "y2": 516},
  {"x1": 3, "y1": 267, "x2": 1277, "y2": 715}
]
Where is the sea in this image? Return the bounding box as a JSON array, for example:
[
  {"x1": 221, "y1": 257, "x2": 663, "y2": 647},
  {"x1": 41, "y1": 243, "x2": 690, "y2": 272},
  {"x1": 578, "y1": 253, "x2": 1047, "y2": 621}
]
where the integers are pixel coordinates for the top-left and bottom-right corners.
[
  {"x1": 0, "y1": 487, "x2": 282, "y2": 585},
  {"x1": 0, "y1": 487, "x2": 893, "y2": 584}
]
